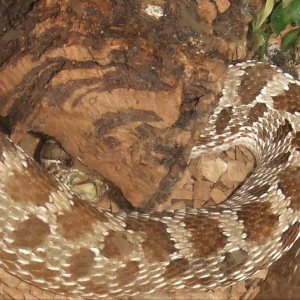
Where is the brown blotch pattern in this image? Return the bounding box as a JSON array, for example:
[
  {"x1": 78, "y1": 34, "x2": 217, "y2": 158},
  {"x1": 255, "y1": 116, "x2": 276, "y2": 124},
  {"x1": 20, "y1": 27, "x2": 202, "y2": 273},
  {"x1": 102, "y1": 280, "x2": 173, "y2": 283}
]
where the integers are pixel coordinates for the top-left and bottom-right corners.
[
  {"x1": 199, "y1": 135, "x2": 213, "y2": 145},
  {"x1": 116, "y1": 260, "x2": 140, "y2": 287},
  {"x1": 280, "y1": 222, "x2": 300, "y2": 251},
  {"x1": 229, "y1": 124, "x2": 241, "y2": 135},
  {"x1": 219, "y1": 249, "x2": 249, "y2": 277},
  {"x1": 184, "y1": 274, "x2": 214, "y2": 287},
  {"x1": 266, "y1": 151, "x2": 290, "y2": 167},
  {"x1": 163, "y1": 258, "x2": 189, "y2": 281},
  {"x1": 273, "y1": 82, "x2": 300, "y2": 114},
  {"x1": 4, "y1": 163, "x2": 59, "y2": 206},
  {"x1": 248, "y1": 184, "x2": 270, "y2": 198},
  {"x1": 150, "y1": 211, "x2": 175, "y2": 219},
  {"x1": 273, "y1": 119, "x2": 293, "y2": 144},
  {"x1": 215, "y1": 107, "x2": 233, "y2": 134},
  {"x1": 278, "y1": 166, "x2": 300, "y2": 211},
  {"x1": 57, "y1": 198, "x2": 107, "y2": 241},
  {"x1": 12, "y1": 215, "x2": 50, "y2": 248},
  {"x1": 184, "y1": 215, "x2": 227, "y2": 257},
  {"x1": 238, "y1": 64, "x2": 275, "y2": 105},
  {"x1": 292, "y1": 131, "x2": 300, "y2": 151},
  {"x1": 125, "y1": 217, "x2": 176, "y2": 262},
  {"x1": 257, "y1": 121, "x2": 270, "y2": 140},
  {"x1": 66, "y1": 247, "x2": 95, "y2": 280},
  {"x1": 102, "y1": 230, "x2": 136, "y2": 260},
  {"x1": 246, "y1": 102, "x2": 268, "y2": 126},
  {"x1": 237, "y1": 202, "x2": 279, "y2": 243}
]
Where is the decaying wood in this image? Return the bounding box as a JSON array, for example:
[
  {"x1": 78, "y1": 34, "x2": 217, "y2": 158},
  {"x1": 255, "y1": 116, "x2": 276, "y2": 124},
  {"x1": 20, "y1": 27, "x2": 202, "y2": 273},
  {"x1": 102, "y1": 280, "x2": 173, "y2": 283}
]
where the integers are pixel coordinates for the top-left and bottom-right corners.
[{"x1": 0, "y1": 0, "x2": 262, "y2": 208}]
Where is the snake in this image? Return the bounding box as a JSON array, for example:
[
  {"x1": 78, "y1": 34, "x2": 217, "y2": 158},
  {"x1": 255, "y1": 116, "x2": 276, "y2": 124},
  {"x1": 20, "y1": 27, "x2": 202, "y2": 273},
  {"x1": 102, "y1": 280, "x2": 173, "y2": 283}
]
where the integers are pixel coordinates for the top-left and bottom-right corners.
[{"x1": 0, "y1": 61, "x2": 299, "y2": 298}]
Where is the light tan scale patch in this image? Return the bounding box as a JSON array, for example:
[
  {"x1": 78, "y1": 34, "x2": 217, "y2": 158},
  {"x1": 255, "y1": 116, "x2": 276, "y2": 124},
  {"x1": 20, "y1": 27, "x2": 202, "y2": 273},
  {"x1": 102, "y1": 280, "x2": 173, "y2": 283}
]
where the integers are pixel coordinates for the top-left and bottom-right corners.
[
  {"x1": 4, "y1": 163, "x2": 59, "y2": 205},
  {"x1": 80, "y1": 280, "x2": 109, "y2": 295},
  {"x1": 237, "y1": 202, "x2": 279, "y2": 243},
  {"x1": 183, "y1": 215, "x2": 227, "y2": 257},
  {"x1": 102, "y1": 230, "x2": 136, "y2": 260},
  {"x1": 238, "y1": 64, "x2": 275, "y2": 105},
  {"x1": 273, "y1": 82, "x2": 300, "y2": 114},
  {"x1": 21, "y1": 261, "x2": 60, "y2": 281},
  {"x1": 12, "y1": 215, "x2": 50, "y2": 248},
  {"x1": 278, "y1": 166, "x2": 300, "y2": 211},
  {"x1": 125, "y1": 216, "x2": 176, "y2": 262},
  {"x1": 116, "y1": 260, "x2": 140, "y2": 287},
  {"x1": 280, "y1": 222, "x2": 300, "y2": 251},
  {"x1": 52, "y1": 282, "x2": 81, "y2": 294},
  {"x1": 0, "y1": 250, "x2": 19, "y2": 271},
  {"x1": 66, "y1": 247, "x2": 95, "y2": 280},
  {"x1": 215, "y1": 107, "x2": 233, "y2": 134},
  {"x1": 0, "y1": 135, "x2": 21, "y2": 162},
  {"x1": 0, "y1": 148, "x2": 5, "y2": 163},
  {"x1": 57, "y1": 197, "x2": 108, "y2": 242}
]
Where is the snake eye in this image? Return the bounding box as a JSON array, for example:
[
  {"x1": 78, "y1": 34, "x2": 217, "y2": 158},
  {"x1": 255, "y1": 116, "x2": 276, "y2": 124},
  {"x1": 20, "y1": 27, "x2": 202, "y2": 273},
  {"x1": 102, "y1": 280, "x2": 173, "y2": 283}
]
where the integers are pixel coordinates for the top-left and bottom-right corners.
[{"x1": 291, "y1": 21, "x2": 297, "y2": 27}]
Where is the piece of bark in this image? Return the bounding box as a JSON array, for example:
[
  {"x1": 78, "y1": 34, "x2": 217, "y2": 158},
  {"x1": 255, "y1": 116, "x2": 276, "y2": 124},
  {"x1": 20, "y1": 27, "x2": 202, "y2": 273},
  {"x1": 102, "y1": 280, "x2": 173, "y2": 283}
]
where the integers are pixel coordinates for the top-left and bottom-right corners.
[
  {"x1": 210, "y1": 187, "x2": 227, "y2": 203},
  {"x1": 0, "y1": 0, "x2": 261, "y2": 209},
  {"x1": 227, "y1": 160, "x2": 250, "y2": 182},
  {"x1": 201, "y1": 154, "x2": 228, "y2": 183}
]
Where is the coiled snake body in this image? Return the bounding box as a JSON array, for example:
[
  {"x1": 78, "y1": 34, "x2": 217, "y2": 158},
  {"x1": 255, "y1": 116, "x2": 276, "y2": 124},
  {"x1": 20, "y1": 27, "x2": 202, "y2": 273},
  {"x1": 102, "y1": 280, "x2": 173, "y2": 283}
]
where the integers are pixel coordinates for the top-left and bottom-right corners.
[{"x1": 0, "y1": 61, "x2": 300, "y2": 298}]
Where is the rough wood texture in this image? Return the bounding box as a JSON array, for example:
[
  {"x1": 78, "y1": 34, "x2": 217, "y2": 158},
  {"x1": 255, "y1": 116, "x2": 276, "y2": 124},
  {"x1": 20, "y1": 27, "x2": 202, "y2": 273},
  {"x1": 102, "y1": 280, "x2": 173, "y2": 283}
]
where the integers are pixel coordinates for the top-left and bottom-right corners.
[{"x1": 0, "y1": 0, "x2": 261, "y2": 208}]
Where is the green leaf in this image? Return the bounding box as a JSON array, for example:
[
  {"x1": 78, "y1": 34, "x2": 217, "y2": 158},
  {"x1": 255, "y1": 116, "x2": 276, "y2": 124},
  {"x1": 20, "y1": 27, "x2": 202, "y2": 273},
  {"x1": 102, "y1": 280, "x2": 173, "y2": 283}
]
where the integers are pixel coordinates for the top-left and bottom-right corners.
[
  {"x1": 271, "y1": 0, "x2": 300, "y2": 33},
  {"x1": 255, "y1": 30, "x2": 271, "y2": 59},
  {"x1": 281, "y1": 27, "x2": 300, "y2": 50},
  {"x1": 282, "y1": 0, "x2": 293, "y2": 8}
]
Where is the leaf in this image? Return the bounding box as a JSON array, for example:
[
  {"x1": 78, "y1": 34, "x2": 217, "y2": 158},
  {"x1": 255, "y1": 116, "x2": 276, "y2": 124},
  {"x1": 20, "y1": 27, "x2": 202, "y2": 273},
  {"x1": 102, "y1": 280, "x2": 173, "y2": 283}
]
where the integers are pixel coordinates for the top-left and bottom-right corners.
[
  {"x1": 281, "y1": 27, "x2": 300, "y2": 50},
  {"x1": 253, "y1": 0, "x2": 275, "y2": 31},
  {"x1": 271, "y1": 0, "x2": 300, "y2": 33},
  {"x1": 282, "y1": 0, "x2": 293, "y2": 8},
  {"x1": 255, "y1": 30, "x2": 271, "y2": 59}
]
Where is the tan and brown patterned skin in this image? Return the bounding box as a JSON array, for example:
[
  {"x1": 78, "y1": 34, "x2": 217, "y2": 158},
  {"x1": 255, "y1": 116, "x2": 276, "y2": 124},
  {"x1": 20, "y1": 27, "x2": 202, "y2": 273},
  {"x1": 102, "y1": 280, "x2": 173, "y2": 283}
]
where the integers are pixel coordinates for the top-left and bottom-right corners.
[{"x1": 0, "y1": 61, "x2": 300, "y2": 298}]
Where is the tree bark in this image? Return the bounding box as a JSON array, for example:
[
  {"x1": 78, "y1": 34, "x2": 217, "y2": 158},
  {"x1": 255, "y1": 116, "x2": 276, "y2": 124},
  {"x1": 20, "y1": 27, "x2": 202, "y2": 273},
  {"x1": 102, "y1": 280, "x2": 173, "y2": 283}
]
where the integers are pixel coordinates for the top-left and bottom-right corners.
[{"x1": 0, "y1": 0, "x2": 260, "y2": 209}]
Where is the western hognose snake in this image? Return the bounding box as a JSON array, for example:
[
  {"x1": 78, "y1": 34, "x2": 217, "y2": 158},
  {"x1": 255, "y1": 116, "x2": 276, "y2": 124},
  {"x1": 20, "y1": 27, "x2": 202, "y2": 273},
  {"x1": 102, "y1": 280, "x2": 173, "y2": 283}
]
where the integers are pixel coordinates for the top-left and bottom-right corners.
[{"x1": 0, "y1": 61, "x2": 299, "y2": 298}]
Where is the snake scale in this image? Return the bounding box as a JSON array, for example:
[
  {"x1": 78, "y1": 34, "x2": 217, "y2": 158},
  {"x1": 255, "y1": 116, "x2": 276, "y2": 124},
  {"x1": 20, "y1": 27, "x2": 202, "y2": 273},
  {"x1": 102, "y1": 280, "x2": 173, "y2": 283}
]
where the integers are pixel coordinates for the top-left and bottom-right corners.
[{"x1": 0, "y1": 61, "x2": 300, "y2": 298}]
